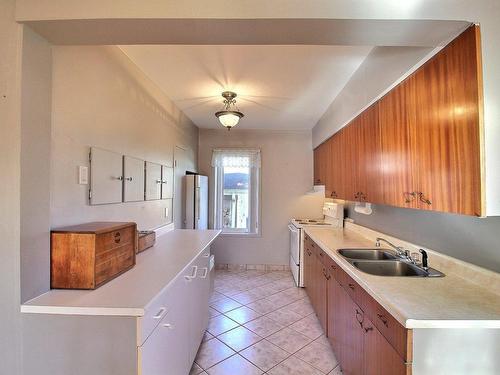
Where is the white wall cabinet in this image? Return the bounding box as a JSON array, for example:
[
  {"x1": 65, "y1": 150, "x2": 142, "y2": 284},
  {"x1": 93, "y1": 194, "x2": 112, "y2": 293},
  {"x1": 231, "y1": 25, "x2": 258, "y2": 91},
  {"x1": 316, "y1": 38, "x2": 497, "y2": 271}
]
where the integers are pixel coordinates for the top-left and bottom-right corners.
[
  {"x1": 123, "y1": 156, "x2": 145, "y2": 202},
  {"x1": 161, "y1": 165, "x2": 174, "y2": 199},
  {"x1": 89, "y1": 147, "x2": 123, "y2": 205},
  {"x1": 145, "y1": 162, "x2": 162, "y2": 201}
]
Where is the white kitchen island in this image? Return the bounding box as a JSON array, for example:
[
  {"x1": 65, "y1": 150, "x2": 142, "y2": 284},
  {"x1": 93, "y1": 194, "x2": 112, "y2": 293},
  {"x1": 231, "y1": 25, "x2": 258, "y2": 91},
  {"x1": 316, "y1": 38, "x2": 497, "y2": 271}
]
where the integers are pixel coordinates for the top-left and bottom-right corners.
[{"x1": 21, "y1": 229, "x2": 220, "y2": 375}]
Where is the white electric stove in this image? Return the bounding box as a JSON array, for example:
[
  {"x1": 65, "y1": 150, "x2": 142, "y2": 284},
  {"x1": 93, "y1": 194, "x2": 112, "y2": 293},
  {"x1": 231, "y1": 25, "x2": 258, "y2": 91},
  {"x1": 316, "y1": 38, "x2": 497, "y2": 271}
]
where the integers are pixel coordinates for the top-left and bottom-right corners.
[{"x1": 288, "y1": 203, "x2": 344, "y2": 287}]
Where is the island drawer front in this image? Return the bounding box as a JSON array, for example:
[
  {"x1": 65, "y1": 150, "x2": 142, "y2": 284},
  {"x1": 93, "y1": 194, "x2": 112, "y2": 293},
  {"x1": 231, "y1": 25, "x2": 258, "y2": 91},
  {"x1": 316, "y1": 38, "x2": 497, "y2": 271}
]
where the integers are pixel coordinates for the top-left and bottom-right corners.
[
  {"x1": 362, "y1": 292, "x2": 411, "y2": 362},
  {"x1": 140, "y1": 280, "x2": 177, "y2": 346}
]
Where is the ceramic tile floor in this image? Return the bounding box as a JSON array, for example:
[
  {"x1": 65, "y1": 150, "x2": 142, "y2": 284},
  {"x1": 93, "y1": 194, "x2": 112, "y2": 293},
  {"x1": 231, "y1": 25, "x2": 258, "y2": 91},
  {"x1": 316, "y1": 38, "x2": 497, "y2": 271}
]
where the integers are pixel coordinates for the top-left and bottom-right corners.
[{"x1": 192, "y1": 269, "x2": 342, "y2": 375}]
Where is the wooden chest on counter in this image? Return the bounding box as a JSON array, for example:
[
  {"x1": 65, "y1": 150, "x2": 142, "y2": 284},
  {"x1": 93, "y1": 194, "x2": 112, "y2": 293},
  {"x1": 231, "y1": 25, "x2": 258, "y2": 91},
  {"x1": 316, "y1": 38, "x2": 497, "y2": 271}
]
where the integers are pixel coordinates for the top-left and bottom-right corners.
[
  {"x1": 137, "y1": 230, "x2": 156, "y2": 253},
  {"x1": 51, "y1": 222, "x2": 137, "y2": 289}
]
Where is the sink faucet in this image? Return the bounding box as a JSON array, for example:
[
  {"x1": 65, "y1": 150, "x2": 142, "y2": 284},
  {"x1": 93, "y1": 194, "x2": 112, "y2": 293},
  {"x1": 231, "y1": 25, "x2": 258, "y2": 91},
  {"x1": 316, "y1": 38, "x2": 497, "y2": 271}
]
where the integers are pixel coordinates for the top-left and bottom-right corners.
[{"x1": 375, "y1": 237, "x2": 409, "y2": 259}]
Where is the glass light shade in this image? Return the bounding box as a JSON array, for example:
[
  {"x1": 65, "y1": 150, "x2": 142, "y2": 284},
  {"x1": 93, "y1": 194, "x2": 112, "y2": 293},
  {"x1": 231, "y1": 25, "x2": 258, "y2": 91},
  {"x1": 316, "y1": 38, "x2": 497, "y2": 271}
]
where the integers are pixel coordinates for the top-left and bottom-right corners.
[{"x1": 216, "y1": 111, "x2": 243, "y2": 128}]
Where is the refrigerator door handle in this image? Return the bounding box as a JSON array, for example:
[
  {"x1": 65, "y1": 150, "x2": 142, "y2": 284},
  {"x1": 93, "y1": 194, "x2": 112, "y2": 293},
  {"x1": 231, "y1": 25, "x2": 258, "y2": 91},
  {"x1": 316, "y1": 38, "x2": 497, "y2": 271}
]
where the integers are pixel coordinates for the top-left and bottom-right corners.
[{"x1": 195, "y1": 186, "x2": 201, "y2": 221}]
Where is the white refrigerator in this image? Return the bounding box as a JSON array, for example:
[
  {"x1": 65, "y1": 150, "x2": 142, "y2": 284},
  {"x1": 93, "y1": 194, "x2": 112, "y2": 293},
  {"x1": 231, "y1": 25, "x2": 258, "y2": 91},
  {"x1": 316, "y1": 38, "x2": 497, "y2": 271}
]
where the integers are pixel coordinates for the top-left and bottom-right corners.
[{"x1": 184, "y1": 174, "x2": 208, "y2": 229}]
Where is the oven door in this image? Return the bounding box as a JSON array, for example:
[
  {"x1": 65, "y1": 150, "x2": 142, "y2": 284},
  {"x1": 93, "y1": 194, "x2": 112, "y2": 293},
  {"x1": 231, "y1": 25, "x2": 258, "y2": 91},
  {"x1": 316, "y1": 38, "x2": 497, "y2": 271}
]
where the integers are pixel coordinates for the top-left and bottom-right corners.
[{"x1": 288, "y1": 224, "x2": 300, "y2": 265}]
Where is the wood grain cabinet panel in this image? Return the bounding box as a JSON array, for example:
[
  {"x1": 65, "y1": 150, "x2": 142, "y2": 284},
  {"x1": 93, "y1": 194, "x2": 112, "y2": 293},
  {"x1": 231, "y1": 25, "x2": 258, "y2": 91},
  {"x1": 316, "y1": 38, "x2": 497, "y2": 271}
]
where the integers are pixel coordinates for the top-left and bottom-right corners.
[
  {"x1": 355, "y1": 104, "x2": 383, "y2": 204},
  {"x1": 378, "y1": 79, "x2": 418, "y2": 209},
  {"x1": 363, "y1": 319, "x2": 410, "y2": 375},
  {"x1": 313, "y1": 25, "x2": 484, "y2": 216},
  {"x1": 313, "y1": 142, "x2": 329, "y2": 185},
  {"x1": 413, "y1": 25, "x2": 484, "y2": 216},
  {"x1": 341, "y1": 124, "x2": 358, "y2": 201}
]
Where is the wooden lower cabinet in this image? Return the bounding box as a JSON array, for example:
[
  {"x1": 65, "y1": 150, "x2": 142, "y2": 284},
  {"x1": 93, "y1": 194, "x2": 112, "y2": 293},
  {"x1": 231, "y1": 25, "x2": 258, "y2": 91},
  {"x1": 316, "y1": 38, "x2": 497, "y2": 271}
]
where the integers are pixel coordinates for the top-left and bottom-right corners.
[
  {"x1": 363, "y1": 319, "x2": 410, "y2": 375},
  {"x1": 307, "y1": 237, "x2": 411, "y2": 375}
]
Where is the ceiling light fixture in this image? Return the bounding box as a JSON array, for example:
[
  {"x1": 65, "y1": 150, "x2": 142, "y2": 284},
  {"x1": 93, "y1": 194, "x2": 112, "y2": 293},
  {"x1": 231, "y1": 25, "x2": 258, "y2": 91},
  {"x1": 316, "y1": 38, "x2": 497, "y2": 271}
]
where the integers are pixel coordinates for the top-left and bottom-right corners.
[{"x1": 215, "y1": 91, "x2": 244, "y2": 130}]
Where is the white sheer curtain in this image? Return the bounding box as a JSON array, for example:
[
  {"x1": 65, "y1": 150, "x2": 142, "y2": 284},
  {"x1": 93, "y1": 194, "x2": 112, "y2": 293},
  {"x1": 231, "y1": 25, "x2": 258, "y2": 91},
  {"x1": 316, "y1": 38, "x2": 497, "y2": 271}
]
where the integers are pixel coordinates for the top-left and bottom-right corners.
[{"x1": 211, "y1": 149, "x2": 261, "y2": 168}]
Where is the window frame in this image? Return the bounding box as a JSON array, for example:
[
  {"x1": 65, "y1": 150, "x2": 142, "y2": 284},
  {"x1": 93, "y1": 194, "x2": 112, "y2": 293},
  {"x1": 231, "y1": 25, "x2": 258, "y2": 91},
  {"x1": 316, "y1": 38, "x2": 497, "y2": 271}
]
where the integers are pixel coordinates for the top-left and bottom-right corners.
[{"x1": 213, "y1": 155, "x2": 261, "y2": 237}]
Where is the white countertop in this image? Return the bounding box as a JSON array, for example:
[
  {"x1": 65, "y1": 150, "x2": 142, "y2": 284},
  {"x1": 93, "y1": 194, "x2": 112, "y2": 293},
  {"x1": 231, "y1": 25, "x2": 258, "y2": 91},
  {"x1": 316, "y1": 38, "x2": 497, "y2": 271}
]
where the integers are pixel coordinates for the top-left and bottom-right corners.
[
  {"x1": 305, "y1": 225, "x2": 500, "y2": 329},
  {"x1": 21, "y1": 229, "x2": 221, "y2": 316}
]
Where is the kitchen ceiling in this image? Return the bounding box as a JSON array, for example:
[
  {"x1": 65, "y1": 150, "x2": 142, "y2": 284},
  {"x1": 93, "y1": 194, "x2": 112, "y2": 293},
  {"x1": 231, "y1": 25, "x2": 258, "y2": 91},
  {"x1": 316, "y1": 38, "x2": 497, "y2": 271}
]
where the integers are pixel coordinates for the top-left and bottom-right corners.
[{"x1": 120, "y1": 45, "x2": 372, "y2": 130}]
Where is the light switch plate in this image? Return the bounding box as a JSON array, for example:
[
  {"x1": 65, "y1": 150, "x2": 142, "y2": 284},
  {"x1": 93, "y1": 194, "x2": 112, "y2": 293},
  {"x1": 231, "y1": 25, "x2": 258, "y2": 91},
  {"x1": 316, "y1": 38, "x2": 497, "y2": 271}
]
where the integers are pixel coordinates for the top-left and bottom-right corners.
[{"x1": 78, "y1": 166, "x2": 89, "y2": 185}]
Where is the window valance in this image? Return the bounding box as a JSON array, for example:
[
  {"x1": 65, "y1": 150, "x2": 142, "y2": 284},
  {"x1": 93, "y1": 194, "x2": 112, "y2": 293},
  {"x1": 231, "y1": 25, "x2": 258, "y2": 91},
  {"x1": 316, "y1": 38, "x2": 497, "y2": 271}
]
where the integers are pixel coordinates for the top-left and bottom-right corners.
[{"x1": 211, "y1": 149, "x2": 261, "y2": 168}]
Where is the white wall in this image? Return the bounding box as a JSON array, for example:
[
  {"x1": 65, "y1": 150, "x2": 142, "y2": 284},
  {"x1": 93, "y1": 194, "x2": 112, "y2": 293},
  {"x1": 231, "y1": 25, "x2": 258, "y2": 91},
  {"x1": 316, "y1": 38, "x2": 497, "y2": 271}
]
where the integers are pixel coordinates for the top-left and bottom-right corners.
[
  {"x1": 198, "y1": 129, "x2": 324, "y2": 265},
  {"x1": 312, "y1": 46, "x2": 436, "y2": 146},
  {"x1": 0, "y1": 1, "x2": 23, "y2": 373},
  {"x1": 20, "y1": 27, "x2": 52, "y2": 303},
  {"x1": 50, "y1": 45, "x2": 198, "y2": 230}
]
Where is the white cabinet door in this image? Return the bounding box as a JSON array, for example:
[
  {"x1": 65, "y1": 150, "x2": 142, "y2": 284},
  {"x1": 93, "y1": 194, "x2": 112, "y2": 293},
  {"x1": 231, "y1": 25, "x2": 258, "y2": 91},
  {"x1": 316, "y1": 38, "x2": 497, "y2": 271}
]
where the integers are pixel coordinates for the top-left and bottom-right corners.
[
  {"x1": 186, "y1": 252, "x2": 211, "y2": 363},
  {"x1": 161, "y1": 165, "x2": 174, "y2": 199},
  {"x1": 139, "y1": 305, "x2": 188, "y2": 375},
  {"x1": 123, "y1": 156, "x2": 145, "y2": 202},
  {"x1": 90, "y1": 147, "x2": 123, "y2": 205},
  {"x1": 145, "y1": 162, "x2": 162, "y2": 201}
]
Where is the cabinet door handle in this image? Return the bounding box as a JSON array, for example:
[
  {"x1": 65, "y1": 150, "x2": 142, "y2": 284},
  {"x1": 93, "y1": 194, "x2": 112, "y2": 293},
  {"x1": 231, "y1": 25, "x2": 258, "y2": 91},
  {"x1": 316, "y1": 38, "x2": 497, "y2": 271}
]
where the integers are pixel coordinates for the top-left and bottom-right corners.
[
  {"x1": 331, "y1": 265, "x2": 336, "y2": 270},
  {"x1": 202, "y1": 252, "x2": 210, "y2": 258},
  {"x1": 403, "y1": 191, "x2": 416, "y2": 203},
  {"x1": 377, "y1": 313, "x2": 389, "y2": 327},
  {"x1": 348, "y1": 283, "x2": 355, "y2": 290},
  {"x1": 355, "y1": 309, "x2": 363, "y2": 328},
  {"x1": 162, "y1": 323, "x2": 174, "y2": 329},
  {"x1": 319, "y1": 252, "x2": 324, "y2": 257},
  {"x1": 185, "y1": 265, "x2": 198, "y2": 281},
  {"x1": 418, "y1": 192, "x2": 432, "y2": 205},
  {"x1": 153, "y1": 307, "x2": 166, "y2": 320},
  {"x1": 113, "y1": 176, "x2": 124, "y2": 181},
  {"x1": 200, "y1": 267, "x2": 208, "y2": 278},
  {"x1": 364, "y1": 326, "x2": 373, "y2": 333}
]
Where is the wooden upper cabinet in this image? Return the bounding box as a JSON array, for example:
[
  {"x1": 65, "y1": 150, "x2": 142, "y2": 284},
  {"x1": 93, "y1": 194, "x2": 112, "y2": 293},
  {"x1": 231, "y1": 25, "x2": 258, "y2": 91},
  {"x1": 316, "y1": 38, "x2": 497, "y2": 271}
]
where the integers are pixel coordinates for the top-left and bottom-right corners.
[
  {"x1": 413, "y1": 25, "x2": 484, "y2": 216},
  {"x1": 355, "y1": 104, "x2": 383, "y2": 204},
  {"x1": 313, "y1": 142, "x2": 329, "y2": 186},
  {"x1": 313, "y1": 25, "x2": 484, "y2": 216},
  {"x1": 341, "y1": 124, "x2": 358, "y2": 201},
  {"x1": 378, "y1": 78, "x2": 418, "y2": 209},
  {"x1": 328, "y1": 134, "x2": 344, "y2": 199}
]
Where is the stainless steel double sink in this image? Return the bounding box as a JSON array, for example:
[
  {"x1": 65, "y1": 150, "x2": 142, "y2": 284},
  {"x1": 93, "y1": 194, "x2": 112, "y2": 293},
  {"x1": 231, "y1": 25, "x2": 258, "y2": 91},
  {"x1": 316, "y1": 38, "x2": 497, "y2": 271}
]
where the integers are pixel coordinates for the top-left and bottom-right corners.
[{"x1": 338, "y1": 249, "x2": 444, "y2": 277}]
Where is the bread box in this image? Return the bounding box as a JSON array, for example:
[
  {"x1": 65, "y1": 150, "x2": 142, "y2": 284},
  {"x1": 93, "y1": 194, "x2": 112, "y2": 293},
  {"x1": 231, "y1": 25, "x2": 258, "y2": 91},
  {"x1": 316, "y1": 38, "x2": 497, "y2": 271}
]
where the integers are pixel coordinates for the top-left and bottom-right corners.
[{"x1": 51, "y1": 222, "x2": 137, "y2": 289}]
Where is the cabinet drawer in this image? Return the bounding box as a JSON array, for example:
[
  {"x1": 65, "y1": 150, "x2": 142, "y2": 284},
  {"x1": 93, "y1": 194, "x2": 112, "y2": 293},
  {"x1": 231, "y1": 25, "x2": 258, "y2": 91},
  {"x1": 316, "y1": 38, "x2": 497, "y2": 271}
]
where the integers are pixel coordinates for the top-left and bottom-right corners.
[
  {"x1": 336, "y1": 266, "x2": 365, "y2": 306},
  {"x1": 140, "y1": 280, "x2": 177, "y2": 346},
  {"x1": 362, "y1": 293, "x2": 411, "y2": 362},
  {"x1": 96, "y1": 226, "x2": 135, "y2": 252}
]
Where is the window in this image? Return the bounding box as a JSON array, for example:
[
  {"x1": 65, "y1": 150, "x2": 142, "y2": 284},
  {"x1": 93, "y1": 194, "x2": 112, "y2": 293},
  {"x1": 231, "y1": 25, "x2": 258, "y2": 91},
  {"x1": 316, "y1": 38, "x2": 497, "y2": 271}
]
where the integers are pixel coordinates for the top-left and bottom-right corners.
[{"x1": 212, "y1": 149, "x2": 261, "y2": 235}]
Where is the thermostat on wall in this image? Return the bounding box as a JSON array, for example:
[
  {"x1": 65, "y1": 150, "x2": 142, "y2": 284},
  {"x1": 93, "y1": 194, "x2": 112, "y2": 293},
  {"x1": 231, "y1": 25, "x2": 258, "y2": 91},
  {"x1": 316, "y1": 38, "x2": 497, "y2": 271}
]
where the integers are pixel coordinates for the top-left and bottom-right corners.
[{"x1": 78, "y1": 166, "x2": 89, "y2": 185}]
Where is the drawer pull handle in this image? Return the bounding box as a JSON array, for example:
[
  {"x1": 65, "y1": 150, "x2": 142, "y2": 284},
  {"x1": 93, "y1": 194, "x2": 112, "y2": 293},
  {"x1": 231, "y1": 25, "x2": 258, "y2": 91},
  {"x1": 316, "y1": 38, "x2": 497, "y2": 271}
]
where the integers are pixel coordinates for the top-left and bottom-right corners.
[
  {"x1": 319, "y1": 252, "x2": 323, "y2": 257},
  {"x1": 185, "y1": 266, "x2": 198, "y2": 281},
  {"x1": 355, "y1": 309, "x2": 363, "y2": 328},
  {"x1": 348, "y1": 283, "x2": 355, "y2": 290},
  {"x1": 200, "y1": 267, "x2": 208, "y2": 278},
  {"x1": 331, "y1": 265, "x2": 336, "y2": 270},
  {"x1": 114, "y1": 232, "x2": 121, "y2": 244},
  {"x1": 202, "y1": 253, "x2": 210, "y2": 258},
  {"x1": 377, "y1": 313, "x2": 389, "y2": 327},
  {"x1": 153, "y1": 307, "x2": 166, "y2": 320},
  {"x1": 162, "y1": 323, "x2": 174, "y2": 329}
]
